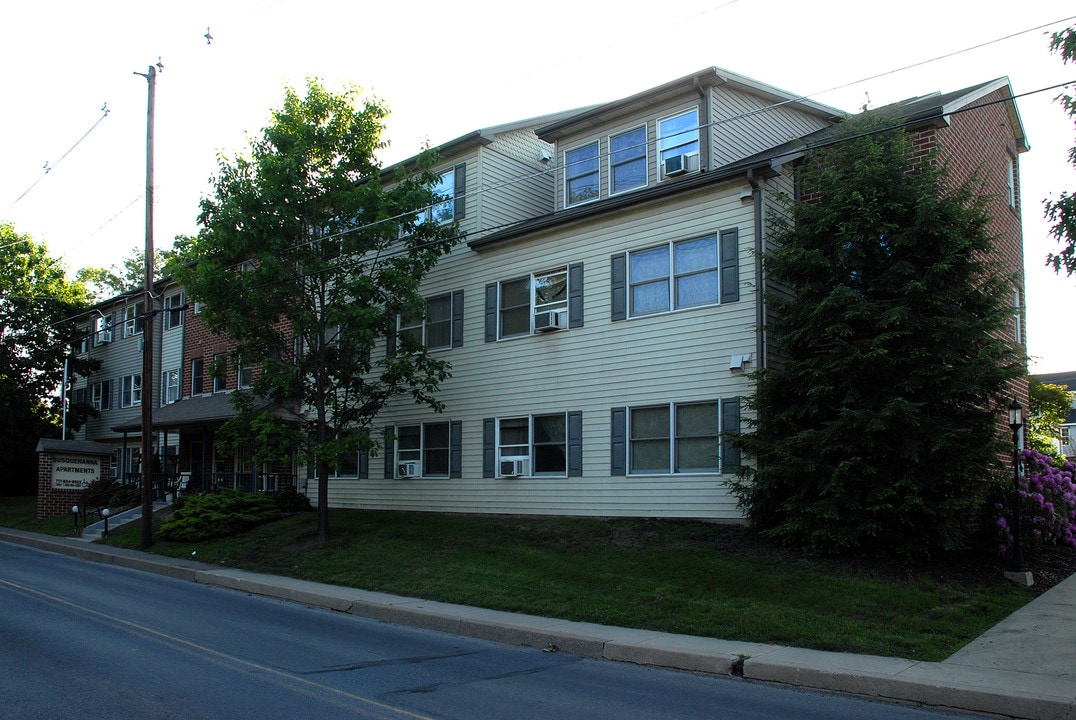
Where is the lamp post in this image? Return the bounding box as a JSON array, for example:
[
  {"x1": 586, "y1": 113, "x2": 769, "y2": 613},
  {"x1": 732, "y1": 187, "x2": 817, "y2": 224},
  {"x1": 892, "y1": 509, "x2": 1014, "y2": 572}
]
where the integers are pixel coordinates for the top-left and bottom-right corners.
[
  {"x1": 101, "y1": 508, "x2": 111, "y2": 539},
  {"x1": 1008, "y1": 400, "x2": 1027, "y2": 574},
  {"x1": 71, "y1": 505, "x2": 79, "y2": 535}
]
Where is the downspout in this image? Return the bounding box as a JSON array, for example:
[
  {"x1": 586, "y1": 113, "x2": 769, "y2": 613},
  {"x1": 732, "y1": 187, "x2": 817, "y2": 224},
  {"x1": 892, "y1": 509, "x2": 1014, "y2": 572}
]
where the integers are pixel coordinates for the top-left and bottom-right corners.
[
  {"x1": 747, "y1": 168, "x2": 764, "y2": 368},
  {"x1": 692, "y1": 76, "x2": 710, "y2": 172}
]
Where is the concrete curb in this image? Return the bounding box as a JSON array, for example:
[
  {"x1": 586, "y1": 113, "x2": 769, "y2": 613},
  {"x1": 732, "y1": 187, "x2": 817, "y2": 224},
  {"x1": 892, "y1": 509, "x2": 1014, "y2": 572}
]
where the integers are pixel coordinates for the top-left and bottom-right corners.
[{"x1": 3, "y1": 528, "x2": 1073, "y2": 719}]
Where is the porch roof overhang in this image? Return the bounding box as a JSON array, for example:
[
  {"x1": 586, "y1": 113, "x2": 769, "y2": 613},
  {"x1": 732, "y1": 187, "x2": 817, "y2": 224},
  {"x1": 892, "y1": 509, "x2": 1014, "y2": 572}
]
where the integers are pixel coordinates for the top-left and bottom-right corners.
[{"x1": 111, "y1": 393, "x2": 288, "y2": 433}]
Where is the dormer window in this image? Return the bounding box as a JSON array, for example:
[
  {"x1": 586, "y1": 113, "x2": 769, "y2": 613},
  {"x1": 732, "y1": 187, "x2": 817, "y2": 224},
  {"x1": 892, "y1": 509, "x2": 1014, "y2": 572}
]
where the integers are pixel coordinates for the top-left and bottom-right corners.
[
  {"x1": 415, "y1": 165, "x2": 466, "y2": 225},
  {"x1": 658, "y1": 109, "x2": 700, "y2": 180},
  {"x1": 565, "y1": 141, "x2": 600, "y2": 207},
  {"x1": 610, "y1": 125, "x2": 647, "y2": 195}
]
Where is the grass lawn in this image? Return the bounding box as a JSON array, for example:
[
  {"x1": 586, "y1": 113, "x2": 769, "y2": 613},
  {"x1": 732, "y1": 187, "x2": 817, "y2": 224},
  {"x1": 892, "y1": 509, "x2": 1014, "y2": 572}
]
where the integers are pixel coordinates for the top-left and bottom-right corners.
[{"x1": 74, "y1": 506, "x2": 1039, "y2": 662}]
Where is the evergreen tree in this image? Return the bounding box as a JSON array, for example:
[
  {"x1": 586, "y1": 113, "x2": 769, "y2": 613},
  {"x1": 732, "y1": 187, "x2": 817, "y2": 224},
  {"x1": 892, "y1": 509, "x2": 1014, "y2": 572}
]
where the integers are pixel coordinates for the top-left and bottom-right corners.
[{"x1": 730, "y1": 116, "x2": 1024, "y2": 559}]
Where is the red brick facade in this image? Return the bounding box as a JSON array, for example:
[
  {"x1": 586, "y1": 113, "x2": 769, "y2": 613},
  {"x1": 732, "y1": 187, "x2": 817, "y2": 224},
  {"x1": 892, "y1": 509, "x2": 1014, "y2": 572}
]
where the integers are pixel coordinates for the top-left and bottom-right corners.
[{"x1": 911, "y1": 86, "x2": 1030, "y2": 439}]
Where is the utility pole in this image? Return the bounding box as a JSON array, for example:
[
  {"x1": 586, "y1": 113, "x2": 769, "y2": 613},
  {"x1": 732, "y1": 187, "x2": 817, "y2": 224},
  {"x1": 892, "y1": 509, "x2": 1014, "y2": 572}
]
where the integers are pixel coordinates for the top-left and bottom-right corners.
[{"x1": 135, "y1": 62, "x2": 158, "y2": 549}]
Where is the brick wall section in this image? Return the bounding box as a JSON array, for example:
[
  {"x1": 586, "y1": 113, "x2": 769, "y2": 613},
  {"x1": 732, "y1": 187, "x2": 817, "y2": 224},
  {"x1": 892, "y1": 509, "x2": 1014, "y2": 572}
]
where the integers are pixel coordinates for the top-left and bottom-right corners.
[
  {"x1": 36, "y1": 452, "x2": 114, "y2": 520},
  {"x1": 915, "y1": 87, "x2": 1029, "y2": 450}
]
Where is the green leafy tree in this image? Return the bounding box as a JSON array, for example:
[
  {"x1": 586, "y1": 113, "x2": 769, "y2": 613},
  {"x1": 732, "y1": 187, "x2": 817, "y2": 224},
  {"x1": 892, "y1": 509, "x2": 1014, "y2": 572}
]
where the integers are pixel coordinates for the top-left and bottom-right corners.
[
  {"x1": 729, "y1": 116, "x2": 1024, "y2": 559},
  {"x1": 172, "y1": 79, "x2": 459, "y2": 542},
  {"x1": 1028, "y1": 377, "x2": 1073, "y2": 459},
  {"x1": 77, "y1": 246, "x2": 174, "y2": 301},
  {"x1": 1045, "y1": 27, "x2": 1076, "y2": 276},
  {"x1": 0, "y1": 224, "x2": 95, "y2": 492}
]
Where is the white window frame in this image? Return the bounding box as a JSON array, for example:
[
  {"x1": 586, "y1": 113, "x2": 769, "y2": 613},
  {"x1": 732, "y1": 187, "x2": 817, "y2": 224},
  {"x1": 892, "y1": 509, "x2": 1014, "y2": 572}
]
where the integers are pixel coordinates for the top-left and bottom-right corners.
[
  {"x1": 564, "y1": 140, "x2": 600, "y2": 207},
  {"x1": 191, "y1": 358, "x2": 204, "y2": 396},
  {"x1": 212, "y1": 354, "x2": 227, "y2": 393},
  {"x1": 395, "y1": 422, "x2": 451, "y2": 478},
  {"x1": 161, "y1": 368, "x2": 180, "y2": 405},
  {"x1": 237, "y1": 354, "x2": 253, "y2": 389},
  {"x1": 163, "y1": 292, "x2": 184, "y2": 330},
  {"x1": 497, "y1": 267, "x2": 569, "y2": 339},
  {"x1": 95, "y1": 313, "x2": 113, "y2": 343},
  {"x1": 399, "y1": 293, "x2": 454, "y2": 351},
  {"x1": 91, "y1": 380, "x2": 110, "y2": 411},
  {"x1": 120, "y1": 374, "x2": 142, "y2": 408},
  {"x1": 123, "y1": 302, "x2": 144, "y2": 338},
  {"x1": 628, "y1": 235, "x2": 720, "y2": 317},
  {"x1": 496, "y1": 413, "x2": 567, "y2": 477},
  {"x1": 657, "y1": 108, "x2": 700, "y2": 180},
  {"x1": 76, "y1": 327, "x2": 90, "y2": 354},
  {"x1": 609, "y1": 125, "x2": 648, "y2": 195},
  {"x1": 415, "y1": 168, "x2": 457, "y2": 225},
  {"x1": 628, "y1": 401, "x2": 720, "y2": 475}
]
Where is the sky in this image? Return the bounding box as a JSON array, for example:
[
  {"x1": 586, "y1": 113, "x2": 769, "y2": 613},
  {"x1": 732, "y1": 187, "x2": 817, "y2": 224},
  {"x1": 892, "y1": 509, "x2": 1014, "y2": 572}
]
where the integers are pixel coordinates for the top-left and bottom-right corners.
[{"x1": 2, "y1": 0, "x2": 1075, "y2": 373}]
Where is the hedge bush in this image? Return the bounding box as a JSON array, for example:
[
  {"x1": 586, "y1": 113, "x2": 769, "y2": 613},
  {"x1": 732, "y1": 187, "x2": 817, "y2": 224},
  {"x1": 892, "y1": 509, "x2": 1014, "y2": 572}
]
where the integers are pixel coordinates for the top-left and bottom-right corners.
[{"x1": 160, "y1": 490, "x2": 283, "y2": 542}]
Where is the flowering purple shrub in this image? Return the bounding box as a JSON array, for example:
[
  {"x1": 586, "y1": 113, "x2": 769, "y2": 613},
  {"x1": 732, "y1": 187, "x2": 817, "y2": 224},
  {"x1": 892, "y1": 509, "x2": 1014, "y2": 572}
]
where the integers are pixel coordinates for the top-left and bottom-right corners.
[{"x1": 995, "y1": 449, "x2": 1076, "y2": 557}]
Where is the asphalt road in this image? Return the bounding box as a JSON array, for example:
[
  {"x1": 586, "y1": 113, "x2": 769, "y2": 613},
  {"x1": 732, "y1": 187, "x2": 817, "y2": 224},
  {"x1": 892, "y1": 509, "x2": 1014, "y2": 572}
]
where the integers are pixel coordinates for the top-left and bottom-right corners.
[{"x1": 0, "y1": 540, "x2": 993, "y2": 720}]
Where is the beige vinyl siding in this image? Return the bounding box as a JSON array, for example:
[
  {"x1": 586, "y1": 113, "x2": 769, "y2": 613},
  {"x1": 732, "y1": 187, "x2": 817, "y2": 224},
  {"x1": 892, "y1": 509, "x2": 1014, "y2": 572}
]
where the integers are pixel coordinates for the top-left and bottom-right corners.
[
  {"x1": 322, "y1": 182, "x2": 757, "y2": 519},
  {"x1": 475, "y1": 143, "x2": 554, "y2": 233},
  {"x1": 710, "y1": 87, "x2": 830, "y2": 166}
]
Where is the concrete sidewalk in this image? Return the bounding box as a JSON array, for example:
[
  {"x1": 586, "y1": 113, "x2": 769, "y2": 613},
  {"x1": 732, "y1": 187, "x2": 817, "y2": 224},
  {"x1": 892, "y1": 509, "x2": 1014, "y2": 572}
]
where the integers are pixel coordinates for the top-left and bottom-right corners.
[{"x1": 1, "y1": 528, "x2": 1072, "y2": 720}]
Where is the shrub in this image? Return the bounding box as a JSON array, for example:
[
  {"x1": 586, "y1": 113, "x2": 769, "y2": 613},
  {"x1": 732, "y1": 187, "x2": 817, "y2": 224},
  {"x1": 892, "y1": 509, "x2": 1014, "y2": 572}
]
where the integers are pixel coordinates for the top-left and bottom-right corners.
[
  {"x1": 273, "y1": 489, "x2": 313, "y2": 514},
  {"x1": 159, "y1": 490, "x2": 282, "y2": 542},
  {"x1": 994, "y1": 449, "x2": 1076, "y2": 557}
]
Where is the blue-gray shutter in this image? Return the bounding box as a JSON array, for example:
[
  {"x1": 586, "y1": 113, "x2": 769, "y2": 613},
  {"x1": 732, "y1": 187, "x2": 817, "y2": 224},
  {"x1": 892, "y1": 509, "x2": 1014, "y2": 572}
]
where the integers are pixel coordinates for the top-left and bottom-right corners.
[
  {"x1": 385, "y1": 322, "x2": 397, "y2": 359},
  {"x1": 484, "y1": 283, "x2": 498, "y2": 342},
  {"x1": 610, "y1": 407, "x2": 627, "y2": 476},
  {"x1": 451, "y1": 290, "x2": 464, "y2": 348},
  {"x1": 719, "y1": 228, "x2": 739, "y2": 303},
  {"x1": 453, "y1": 163, "x2": 466, "y2": 219},
  {"x1": 568, "y1": 262, "x2": 584, "y2": 328},
  {"x1": 567, "y1": 410, "x2": 583, "y2": 477},
  {"x1": 610, "y1": 252, "x2": 627, "y2": 321},
  {"x1": 721, "y1": 397, "x2": 741, "y2": 472},
  {"x1": 383, "y1": 425, "x2": 395, "y2": 479},
  {"x1": 450, "y1": 420, "x2": 462, "y2": 478},
  {"x1": 482, "y1": 418, "x2": 495, "y2": 478},
  {"x1": 358, "y1": 450, "x2": 369, "y2": 480}
]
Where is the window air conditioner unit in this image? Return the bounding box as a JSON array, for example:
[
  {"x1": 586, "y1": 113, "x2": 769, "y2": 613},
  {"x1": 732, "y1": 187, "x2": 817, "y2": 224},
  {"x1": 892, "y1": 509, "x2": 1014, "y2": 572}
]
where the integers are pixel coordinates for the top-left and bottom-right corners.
[
  {"x1": 534, "y1": 310, "x2": 565, "y2": 332},
  {"x1": 97, "y1": 330, "x2": 112, "y2": 344},
  {"x1": 499, "y1": 458, "x2": 528, "y2": 477},
  {"x1": 663, "y1": 152, "x2": 699, "y2": 177},
  {"x1": 398, "y1": 461, "x2": 419, "y2": 478}
]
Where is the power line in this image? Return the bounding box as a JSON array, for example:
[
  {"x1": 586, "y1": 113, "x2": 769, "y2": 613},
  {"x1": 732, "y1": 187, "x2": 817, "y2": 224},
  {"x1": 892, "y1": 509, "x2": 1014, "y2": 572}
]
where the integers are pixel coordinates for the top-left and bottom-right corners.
[{"x1": 8, "y1": 104, "x2": 111, "y2": 208}]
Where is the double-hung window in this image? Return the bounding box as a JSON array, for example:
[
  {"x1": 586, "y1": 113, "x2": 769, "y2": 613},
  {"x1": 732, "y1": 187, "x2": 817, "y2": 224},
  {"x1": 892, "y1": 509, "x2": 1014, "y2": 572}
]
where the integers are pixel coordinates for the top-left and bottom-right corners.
[
  {"x1": 658, "y1": 108, "x2": 700, "y2": 179},
  {"x1": 212, "y1": 354, "x2": 227, "y2": 393},
  {"x1": 396, "y1": 422, "x2": 451, "y2": 477},
  {"x1": 95, "y1": 314, "x2": 113, "y2": 344},
  {"x1": 123, "y1": 302, "x2": 144, "y2": 338},
  {"x1": 415, "y1": 164, "x2": 465, "y2": 225},
  {"x1": 120, "y1": 374, "x2": 142, "y2": 408},
  {"x1": 610, "y1": 399, "x2": 740, "y2": 475},
  {"x1": 565, "y1": 141, "x2": 600, "y2": 207},
  {"x1": 482, "y1": 412, "x2": 582, "y2": 478},
  {"x1": 163, "y1": 293, "x2": 184, "y2": 330},
  {"x1": 611, "y1": 230, "x2": 739, "y2": 320},
  {"x1": 237, "y1": 354, "x2": 253, "y2": 389},
  {"x1": 610, "y1": 126, "x2": 647, "y2": 194},
  {"x1": 91, "y1": 380, "x2": 111, "y2": 411},
  {"x1": 631, "y1": 236, "x2": 717, "y2": 315},
  {"x1": 161, "y1": 369, "x2": 180, "y2": 405},
  {"x1": 76, "y1": 328, "x2": 90, "y2": 355},
  {"x1": 499, "y1": 414, "x2": 565, "y2": 477},
  {"x1": 191, "y1": 358, "x2": 204, "y2": 395},
  {"x1": 486, "y1": 264, "x2": 583, "y2": 340},
  {"x1": 398, "y1": 291, "x2": 463, "y2": 351}
]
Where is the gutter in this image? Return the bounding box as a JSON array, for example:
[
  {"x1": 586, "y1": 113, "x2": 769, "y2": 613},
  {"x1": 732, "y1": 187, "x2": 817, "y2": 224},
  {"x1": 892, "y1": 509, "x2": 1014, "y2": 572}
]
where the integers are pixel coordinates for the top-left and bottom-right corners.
[{"x1": 747, "y1": 168, "x2": 764, "y2": 370}]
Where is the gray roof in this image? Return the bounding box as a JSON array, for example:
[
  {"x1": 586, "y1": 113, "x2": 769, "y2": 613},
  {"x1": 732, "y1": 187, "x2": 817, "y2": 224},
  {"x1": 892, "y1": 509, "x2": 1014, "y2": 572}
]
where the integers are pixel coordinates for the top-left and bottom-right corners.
[
  {"x1": 112, "y1": 393, "x2": 241, "y2": 432},
  {"x1": 36, "y1": 438, "x2": 115, "y2": 456}
]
